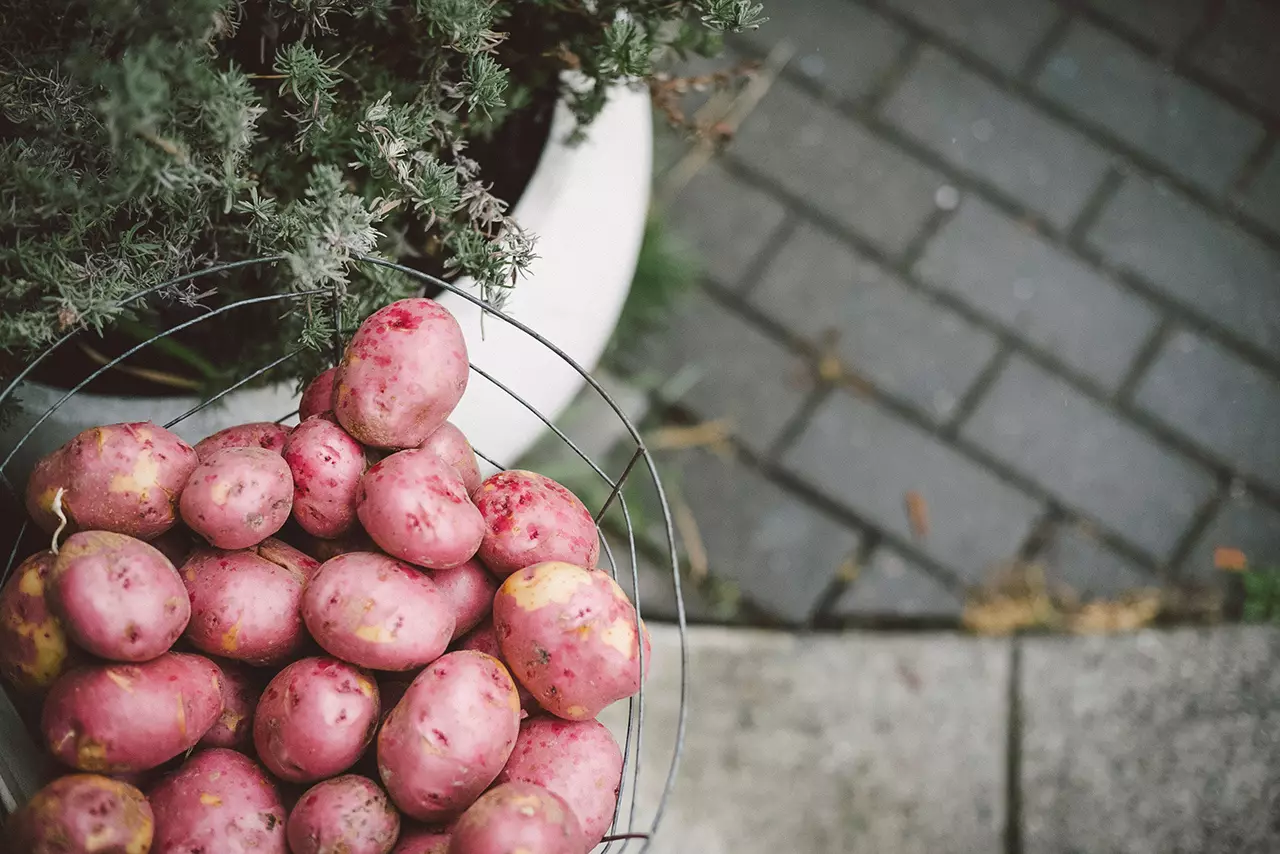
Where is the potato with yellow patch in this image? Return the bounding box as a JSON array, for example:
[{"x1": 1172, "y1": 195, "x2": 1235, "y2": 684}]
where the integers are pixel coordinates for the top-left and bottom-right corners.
[
  {"x1": 25, "y1": 422, "x2": 198, "y2": 540},
  {"x1": 492, "y1": 562, "x2": 649, "y2": 721},
  {"x1": 193, "y1": 421, "x2": 291, "y2": 461},
  {"x1": 49, "y1": 530, "x2": 190, "y2": 662},
  {"x1": 377, "y1": 651, "x2": 520, "y2": 822},
  {"x1": 333, "y1": 298, "x2": 469, "y2": 449},
  {"x1": 419, "y1": 421, "x2": 482, "y2": 495},
  {"x1": 301, "y1": 552, "x2": 454, "y2": 671},
  {"x1": 495, "y1": 716, "x2": 623, "y2": 848},
  {"x1": 286, "y1": 774, "x2": 401, "y2": 854},
  {"x1": 5, "y1": 773, "x2": 154, "y2": 854},
  {"x1": 0, "y1": 551, "x2": 80, "y2": 692},
  {"x1": 149, "y1": 748, "x2": 287, "y2": 853},
  {"x1": 473, "y1": 471, "x2": 600, "y2": 579},
  {"x1": 454, "y1": 619, "x2": 537, "y2": 717},
  {"x1": 200, "y1": 659, "x2": 262, "y2": 751},
  {"x1": 41, "y1": 652, "x2": 223, "y2": 772},
  {"x1": 447, "y1": 782, "x2": 582, "y2": 854},
  {"x1": 283, "y1": 416, "x2": 367, "y2": 538},
  {"x1": 254, "y1": 657, "x2": 380, "y2": 783},
  {"x1": 180, "y1": 446, "x2": 293, "y2": 549},
  {"x1": 180, "y1": 548, "x2": 309, "y2": 665}
]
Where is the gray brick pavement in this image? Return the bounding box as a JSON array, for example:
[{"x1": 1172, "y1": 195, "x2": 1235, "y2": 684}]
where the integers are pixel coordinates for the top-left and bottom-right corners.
[
  {"x1": 882, "y1": 46, "x2": 1112, "y2": 228},
  {"x1": 751, "y1": 221, "x2": 998, "y2": 421},
  {"x1": 1183, "y1": 495, "x2": 1280, "y2": 585},
  {"x1": 1190, "y1": 0, "x2": 1280, "y2": 120},
  {"x1": 833, "y1": 546, "x2": 965, "y2": 620},
  {"x1": 1035, "y1": 522, "x2": 1156, "y2": 599},
  {"x1": 1083, "y1": 0, "x2": 1205, "y2": 53},
  {"x1": 1238, "y1": 147, "x2": 1280, "y2": 237},
  {"x1": 1036, "y1": 21, "x2": 1264, "y2": 194},
  {"x1": 880, "y1": 0, "x2": 1060, "y2": 74}
]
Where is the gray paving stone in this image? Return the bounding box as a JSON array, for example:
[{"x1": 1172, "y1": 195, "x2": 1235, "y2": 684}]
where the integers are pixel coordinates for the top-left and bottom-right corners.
[
  {"x1": 883, "y1": 46, "x2": 1113, "y2": 228},
  {"x1": 751, "y1": 222, "x2": 998, "y2": 421},
  {"x1": 915, "y1": 197, "x2": 1159, "y2": 389},
  {"x1": 961, "y1": 357, "x2": 1217, "y2": 559},
  {"x1": 785, "y1": 389, "x2": 1041, "y2": 582},
  {"x1": 1037, "y1": 522, "x2": 1157, "y2": 599},
  {"x1": 1183, "y1": 495, "x2": 1280, "y2": 585},
  {"x1": 660, "y1": 447, "x2": 861, "y2": 624},
  {"x1": 1191, "y1": 0, "x2": 1280, "y2": 120},
  {"x1": 1087, "y1": 176, "x2": 1280, "y2": 360},
  {"x1": 833, "y1": 546, "x2": 965, "y2": 619},
  {"x1": 666, "y1": 162, "x2": 790, "y2": 289},
  {"x1": 736, "y1": 0, "x2": 908, "y2": 102},
  {"x1": 605, "y1": 626, "x2": 1010, "y2": 854},
  {"x1": 881, "y1": 0, "x2": 1060, "y2": 74},
  {"x1": 632, "y1": 288, "x2": 813, "y2": 456},
  {"x1": 1021, "y1": 627, "x2": 1280, "y2": 854},
  {"x1": 732, "y1": 78, "x2": 946, "y2": 256},
  {"x1": 1238, "y1": 146, "x2": 1280, "y2": 237},
  {"x1": 1036, "y1": 21, "x2": 1264, "y2": 193},
  {"x1": 1135, "y1": 329, "x2": 1280, "y2": 490},
  {"x1": 1085, "y1": 0, "x2": 1206, "y2": 52}
]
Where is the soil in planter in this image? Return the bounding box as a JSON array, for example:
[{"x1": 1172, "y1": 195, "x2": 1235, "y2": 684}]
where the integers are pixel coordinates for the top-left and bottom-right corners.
[{"x1": 23, "y1": 88, "x2": 557, "y2": 400}]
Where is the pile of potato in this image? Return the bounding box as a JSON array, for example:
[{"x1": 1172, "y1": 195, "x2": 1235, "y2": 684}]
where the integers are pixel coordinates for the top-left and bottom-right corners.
[{"x1": 0, "y1": 298, "x2": 650, "y2": 854}]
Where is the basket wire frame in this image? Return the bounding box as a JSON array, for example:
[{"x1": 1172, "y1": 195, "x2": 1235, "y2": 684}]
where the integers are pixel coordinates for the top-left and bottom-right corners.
[{"x1": 0, "y1": 255, "x2": 689, "y2": 852}]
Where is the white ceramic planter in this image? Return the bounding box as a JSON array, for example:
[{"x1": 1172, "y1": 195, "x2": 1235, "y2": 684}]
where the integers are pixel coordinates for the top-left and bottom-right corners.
[{"x1": 1, "y1": 87, "x2": 652, "y2": 488}]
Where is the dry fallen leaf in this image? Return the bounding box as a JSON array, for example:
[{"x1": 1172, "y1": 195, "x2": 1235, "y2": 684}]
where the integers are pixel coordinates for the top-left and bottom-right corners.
[
  {"x1": 648, "y1": 420, "x2": 733, "y2": 454},
  {"x1": 1214, "y1": 546, "x2": 1248, "y2": 572},
  {"x1": 905, "y1": 491, "x2": 930, "y2": 541}
]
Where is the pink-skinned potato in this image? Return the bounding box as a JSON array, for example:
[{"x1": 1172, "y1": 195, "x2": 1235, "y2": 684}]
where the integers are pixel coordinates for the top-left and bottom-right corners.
[
  {"x1": 180, "y1": 446, "x2": 293, "y2": 549},
  {"x1": 5, "y1": 773, "x2": 153, "y2": 854},
  {"x1": 301, "y1": 551, "x2": 454, "y2": 671},
  {"x1": 201, "y1": 659, "x2": 262, "y2": 751},
  {"x1": 394, "y1": 827, "x2": 451, "y2": 854},
  {"x1": 149, "y1": 748, "x2": 287, "y2": 853},
  {"x1": 356, "y1": 448, "x2": 484, "y2": 570},
  {"x1": 194, "y1": 421, "x2": 291, "y2": 461},
  {"x1": 493, "y1": 562, "x2": 649, "y2": 721},
  {"x1": 0, "y1": 551, "x2": 80, "y2": 692},
  {"x1": 296, "y1": 527, "x2": 379, "y2": 562},
  {"x1": 284, "y1": 417, "x2": 367, "y2": 538},
  {"x1": 432, "y1": 558, "x2": 496, "y2": 640},
  {"x1": 474, "y1": 471, "x2": 599, "y2": 578},
  {"x1": 181, "y1": 548, "x2": 308, "y2": 665},
  {"x1": 454, "y1": 620, "x2": 536, "y2": 717},
  {"x1": 254, "y1": 657, "x2": 380, "y2": 783},
  {"x1": 377, "y1": 651, "x2": 519, "y2": 822},
  {"x1": 496, "y1": 716, "x2": 623, "y2": 847},
  {"x1": 49, "y1": 530, "x2": 190, "y2": 662},
  {"x1": 42, "y1": 652, "x2": 223, "y2": 773},
  {"x1": 299, "y1": 367, "x2": 338, "y2": 421},
  {"x1": 25, "y1": 422, "x2": 198, "y2": 540},
  {"x1": 448, "y1": 782, "x2": 581, "y2": 854},
  {"x1": 420, "y1": 422, "x2": 482, "y2": 495},
  {"x1": 287, "y1": 774, "x2": 401, "y2": 854},
  {"x1": 333, "y1": 298, "x2": 469, "y2": 449},
  {"x1": 254, "y1": 535, "x2": 322, "y2": 581}
]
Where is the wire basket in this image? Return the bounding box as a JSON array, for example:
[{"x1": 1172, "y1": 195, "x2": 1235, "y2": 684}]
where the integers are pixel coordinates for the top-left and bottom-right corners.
[{"x1": 0, "y1": 255, "x2": 688, "y2": 853}]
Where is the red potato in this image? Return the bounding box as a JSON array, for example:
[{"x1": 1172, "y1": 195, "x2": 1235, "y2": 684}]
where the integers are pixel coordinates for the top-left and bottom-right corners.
[
  {"x1": 455, "y1": 620, "x2": 537, "y2": 717},
  {"x1": 287, "y1": 775, "x2": 401, "y2": 854},
  {"x1": 180, "y1": 548, "x2": 308, "y2": 665},
  {"x1": 180, "y1": 446, "x2": 293, "y2": 549},
  {"x1": 377, "y1": 651, "x2": 520, "y2": 822},
  {"x1": 299, "y1": 367, "x2": 338, "y2": 421},
  {"x1": 254, "y1": 657, "x2": 380, "y2": 783},
  {"x1": 393, "y1": 828, "x2": 450, "y2": 854},
  {"x1": 448, "y1": 782, "x2": 581, "y2": 854},
  {"x1": 149, "y1": 748, "x2": 287, "y2": 853},
  {"x1": 431, "y1": 558, "x2": 496, "y2": 640},
  {"x1": 49, "y1": 530, "x2": 190, "y2": 662},
  {"x1": 496, "y1": 717, "x2": 623, "y2": 847},
  {"x1": 254, "y1": 535, "x2": 322, "y2": 581},
  {"x1": 283, "y1": 417, "x2": 367, "y2": 538},
  {"x1": 333, "y1": 298, "x2": 469, "y2": 449},
  {"x1": 296, "y1": 527, "x2": 379, "y2": 562},
  {"x1": 493, "y1": 562, "x2": 649, "y2": 721},
  {"x1": 356, "y1": 448, "x2": 484, "y2": 570},
  {"x1": 420, "y1": 422, "x2": 482, "y2": 496},
  {"x1": 474, "y1": 471, "x2": 599, "y2": 579},
  {"x1": 193, "y1": 421, "x2": 291, "y2": 461},
  {"x1": 0, "y1": 551, "x2": 79, "y2": 692},
  {"x1": 42, "y1": 652, "x2": 223, "y2": 772},
  {"x1": 25, "y1": 422, "x2": 198, "y2": 540},
  {"x1": 201, "y1": 659, "x2": 262, "y2": 751},
  {"x1": 301, "y1": 552, "x2": 454, "y2": 671},
  {"x1": 5, "y1": 774, "x2": 153, "y2": 854}
]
